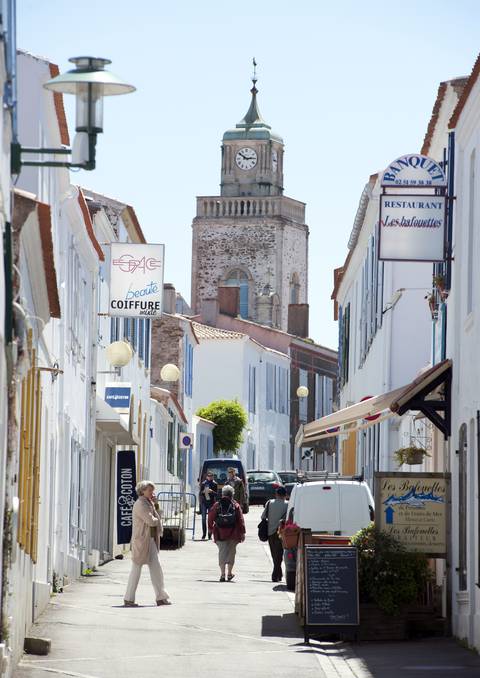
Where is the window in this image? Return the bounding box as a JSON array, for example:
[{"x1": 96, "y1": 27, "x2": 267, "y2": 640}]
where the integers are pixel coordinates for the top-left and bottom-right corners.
[
  {"x1": 110, "y1": 317, "x2": 120, "y2": 343},
  {"x1": 298, "y1": 368, "x2": 308, "y2": 422},
  {"x1": 167, "y1": 420, "x2": 175, "y2": 475},
  {"x1": 247, "y1": 442, "x2": 256, "y2": 469},
  {"x1": 138, "y1": 320, "x2": 145, "y2": 361},
  {"x1": 315, "y1": 374, "x2": 334, "y2": 418},
  {"x1": 359, "y1": 229, "x2": 384, "y2": 365},
  {"x1": 266, "y1": 363, "x2": 276, "y2": 411},
  {"x1": 268, "y1": 440, "x2": 275, "y2": 469},
  {"x1": 281, "y1": 443, "x2": 288, "y2": 470},
  {"x1": 184, "y1": 338, "x2": 194, "y2": 397},
  {"x1": 248, "y1": 365, "x2": 256, "y2": 413},
  {"x1": 458, "y1": 423, "x2": 468, "y2": 591},
  {"x1": 17, "y1": 355, "x2": 42, "y2": 561},
  {"x1": 339, "y1": 303, "x2": 350, "y2": 387},
  {"x1": 467, "y1": 150, "x2": 475, "y2": 315},
  {"x1": 278, "y1": 367, "x2": 289, "y2": 414},
  {"x1": 144, "y1": 319, "x2": 151, "y2": 368},
  {"x1": 225, "y1": 268, "x2": 250, "y2": 318}
]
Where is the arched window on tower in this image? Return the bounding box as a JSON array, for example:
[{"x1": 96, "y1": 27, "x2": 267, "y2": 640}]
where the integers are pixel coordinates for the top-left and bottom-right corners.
[
  {"x1": 224, "y1": 268, "x2": 250, "y2": 319},
  {"x1": 290, "y1": 272, "x2": 300, "y2": 304}
]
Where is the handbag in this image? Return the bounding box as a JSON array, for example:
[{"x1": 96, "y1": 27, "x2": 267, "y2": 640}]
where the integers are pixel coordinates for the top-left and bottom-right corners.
[{"x1": 257, "y1": 501, "x2": 270, "y2": 542}]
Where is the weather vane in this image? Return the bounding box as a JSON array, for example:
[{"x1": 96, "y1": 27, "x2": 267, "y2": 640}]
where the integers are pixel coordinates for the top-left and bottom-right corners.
[{"x1": 252, "y1": 57, "x2": 258, "y2": 84}]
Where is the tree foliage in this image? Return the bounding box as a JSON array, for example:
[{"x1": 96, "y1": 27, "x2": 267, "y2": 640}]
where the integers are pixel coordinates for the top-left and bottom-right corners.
[{"x1": 196, "y1": 400, "x2": 247, "y2": 454}]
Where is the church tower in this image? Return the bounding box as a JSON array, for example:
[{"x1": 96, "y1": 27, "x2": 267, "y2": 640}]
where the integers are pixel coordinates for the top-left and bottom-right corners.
[{"x1": 191, "y1": 66, "x2": 309, "y2": 333}]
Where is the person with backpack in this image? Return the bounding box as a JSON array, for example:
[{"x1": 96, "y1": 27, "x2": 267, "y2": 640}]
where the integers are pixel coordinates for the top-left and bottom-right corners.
[
  {"x1": 208, "y1": 484, "x2": 246, "y2": 581},
  {"x1": 261, "y1": 486, "x2": 288, "y2": 582}
]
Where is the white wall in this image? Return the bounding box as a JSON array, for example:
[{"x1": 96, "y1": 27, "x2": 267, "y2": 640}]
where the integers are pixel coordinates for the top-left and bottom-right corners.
[{"x1": 447, "y1": 78, "x2": 480, "y2": 650}]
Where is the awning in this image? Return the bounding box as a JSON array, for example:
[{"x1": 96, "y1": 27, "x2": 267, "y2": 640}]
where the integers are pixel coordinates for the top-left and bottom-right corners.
[
  {"x1": 95, "y1": 396, "x2": 137, "y2": 446},
  {"x1": 298, "y1": 359, "x2": 452, "y2": 446}
]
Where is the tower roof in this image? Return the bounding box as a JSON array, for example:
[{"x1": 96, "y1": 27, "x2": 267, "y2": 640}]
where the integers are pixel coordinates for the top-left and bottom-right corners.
[{"x1": 223, "y1": 65, "x2": 283, "y2": 143}]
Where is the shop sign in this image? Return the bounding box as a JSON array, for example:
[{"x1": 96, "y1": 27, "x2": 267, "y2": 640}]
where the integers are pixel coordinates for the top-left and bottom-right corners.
[
  {"x1": 374, "y1": 472, "x2": 450, "y2": 557},
  {"x1": 105, "y1": 382, "x2": 131, "y2": 413},
  {"x1": 109, "y1": 243, "x2": 165, "y2": 318},
  {"x1": 381, "y1": 154, "x2": 446, "y2": 187},
  {"x1": 116, "y1": 450, "x2": 137, "y2": 545},
  {"x1": 379, "y1": 194, "x2": 446, "y2": 261}
]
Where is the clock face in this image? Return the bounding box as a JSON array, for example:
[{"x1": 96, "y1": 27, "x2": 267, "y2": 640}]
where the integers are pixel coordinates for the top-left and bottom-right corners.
[
  {"x1": 272, "y1": 150, "x2": 278, "y2": 172},
  {"x1": 235, "y1": 147, "x2": 257, "y2": 170}
]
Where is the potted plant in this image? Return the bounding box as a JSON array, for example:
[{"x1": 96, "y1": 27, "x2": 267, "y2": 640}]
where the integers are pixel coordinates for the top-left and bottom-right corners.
[
  {"x1": 426, "y1": 293, "x2": 437, "y2": 319},
  {"x1": 278, "y1": 519, "x2": 301, "y2": 548},
  {"x1": 433, "y1": 274, "x2": 448, "y2": 301},
  {"x1": 351, "y1": 525, "x2": 431, "y2": 638},
  {"x1": 393, "y1": 445, "x2": 429, "y2": 467}
]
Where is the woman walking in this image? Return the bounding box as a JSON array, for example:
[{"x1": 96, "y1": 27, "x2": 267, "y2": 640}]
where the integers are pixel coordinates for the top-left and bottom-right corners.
[
  {"x1": 208, "y1": 485, "x2": 245, "y2": 581},
  {"x1": 124, "y1": 480, "x2": 171, "y2": 607}
]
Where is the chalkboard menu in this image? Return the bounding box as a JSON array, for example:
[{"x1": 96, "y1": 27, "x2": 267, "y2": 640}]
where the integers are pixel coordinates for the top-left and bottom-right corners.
[{"x1": 305, "y1": 546, "x2": 359, "y2": 626}]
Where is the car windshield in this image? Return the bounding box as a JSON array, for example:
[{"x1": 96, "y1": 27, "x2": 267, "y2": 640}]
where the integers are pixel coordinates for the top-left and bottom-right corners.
[
  {"x1": 204, "y1": 464, "x2": 242, "y2": 483},
  {"x1": 248, "y1": 472, "x2": 277, "y2": 483},
  {"x1": 278, "y1": 472, "x2": 297, "y2": 483}
]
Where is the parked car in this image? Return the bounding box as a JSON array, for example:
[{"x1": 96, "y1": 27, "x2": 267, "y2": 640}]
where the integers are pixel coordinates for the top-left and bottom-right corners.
[
  {"x1": 283, "y1": 476, "x2": 374, "y2": 590},
  {"x1": 198, "y1": 458, "x2": 249, "y2": 512},
  {"x1": 277, "y1": 470, "x2": 299, "y2": 498},
  {"x1": 247, "y1": 470, "x2": 283, "y2": 505}
]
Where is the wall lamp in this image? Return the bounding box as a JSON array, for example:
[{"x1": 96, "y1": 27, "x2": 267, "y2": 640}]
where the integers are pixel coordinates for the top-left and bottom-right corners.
[{"x1": 11, "y1": 56, "x2": 135, "y2": 174}]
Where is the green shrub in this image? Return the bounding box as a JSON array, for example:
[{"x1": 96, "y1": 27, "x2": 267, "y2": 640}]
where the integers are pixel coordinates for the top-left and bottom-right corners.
[
  {"x1": 196, "y1": 400, "x2": 247, "y2": 454},
  {"x1": 351, "y1": 524, "x2": 431, "y2": 615}
]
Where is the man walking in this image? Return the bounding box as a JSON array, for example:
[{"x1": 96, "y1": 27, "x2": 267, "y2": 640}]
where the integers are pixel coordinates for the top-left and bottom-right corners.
[
  {"x1": 200, "y1": 471, "x2": 217, "y2": 540},
  {"x1": 261, "y1": 486, "x2": 288, "y2": 582},
  {"x1": 224, "y1": 467, "x2": 247, "y2": 512}
]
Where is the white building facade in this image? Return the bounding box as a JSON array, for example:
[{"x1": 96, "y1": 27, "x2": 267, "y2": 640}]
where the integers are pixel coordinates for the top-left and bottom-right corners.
[
  {"x1": 334, "y1": 173, "x2": 433, "y2": 484},
  {"x1": 191, "y1": 323, "x2": 290, "y2": 471}
]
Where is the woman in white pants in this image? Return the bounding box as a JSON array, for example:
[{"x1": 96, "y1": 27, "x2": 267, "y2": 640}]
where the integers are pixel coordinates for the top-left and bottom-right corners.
[{"x1": 124, "y1": 481, "x2": 171, "y2": 607}]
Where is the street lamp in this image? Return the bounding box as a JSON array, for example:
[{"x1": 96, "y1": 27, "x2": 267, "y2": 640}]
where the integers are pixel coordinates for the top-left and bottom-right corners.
[
  {"x1": 296, "y1": 385, "x2": 309, "y2": 399},
  {"x1": 106, "y1": 340, "x2": 133, "y2": 368},
  {"x1": 11, "y1": 56, "x2": 135, "y2": 173},
  {"x1": 160, "y1": 363, "x2": 181, "y2": 382}
]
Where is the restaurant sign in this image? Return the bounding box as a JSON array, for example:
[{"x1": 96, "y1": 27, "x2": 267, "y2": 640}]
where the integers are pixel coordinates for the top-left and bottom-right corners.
[
  {"x1": 109, "y1": 243, "x2": 165, "y2": 318},
  {"x1": 381, "y1": 154, "x2": 446, "y2": 188},
  {"x1": 379, "y1": 194, "x2": 446, "y2": 261},
  {"x1": 374, "y1": 472, "x2": 450, "y2": 557}
]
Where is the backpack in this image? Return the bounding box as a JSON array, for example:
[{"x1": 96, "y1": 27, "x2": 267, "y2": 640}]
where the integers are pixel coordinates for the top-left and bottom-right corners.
[{"x1": 215, "y1": 500, "x2": 237, "y2": 529}]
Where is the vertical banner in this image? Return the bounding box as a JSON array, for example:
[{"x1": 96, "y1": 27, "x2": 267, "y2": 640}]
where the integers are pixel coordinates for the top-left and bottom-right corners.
[
  {"x1": 109, "y1": 243, "x2": 165, "y2": 317},
  {"x1": 116, "y1": 450, "x2": 137, "y2": 544}
]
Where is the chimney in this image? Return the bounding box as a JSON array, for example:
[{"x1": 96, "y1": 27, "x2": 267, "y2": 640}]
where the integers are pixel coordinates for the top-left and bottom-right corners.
[
  {"x1": 163, "y1": 283, "x2": 176, "y2": 314},
  {"x1": 288, "y1": 303, "x2": 309, "y2": 338},
  {"x1": 218, "y1": 286, "x2": 240, "y2": 317},
  {"x1": 200, "y1": 298, "x2": 219, "y2": 326}
]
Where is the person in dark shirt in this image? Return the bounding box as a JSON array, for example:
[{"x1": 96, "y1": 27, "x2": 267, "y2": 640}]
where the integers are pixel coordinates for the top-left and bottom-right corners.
[{"x1": 200, "y1": 471, "x2": 218, "y2": 540}]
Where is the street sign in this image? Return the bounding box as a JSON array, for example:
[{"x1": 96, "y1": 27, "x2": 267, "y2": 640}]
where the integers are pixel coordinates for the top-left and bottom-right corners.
[
  {"x1": 116, "y1": 450, "x2": 137, "y2": 545},
  {"x1": 374, "y1": 472, "x2": 450, "y2": 556},
  {"x1": 105, "y1": 382, "x2": 131, "y2": 412},
  {"x1": 109, "y1": 242, "x2": 165, "y2": 318}
]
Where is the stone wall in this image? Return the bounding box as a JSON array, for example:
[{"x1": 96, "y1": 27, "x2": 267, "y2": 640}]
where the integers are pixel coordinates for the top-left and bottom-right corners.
[
  {"x1": 150, "y1": 314, "x2": 184, "y2": 401},
  {"x1": 191, "y1": 214, "x2": 308, "y2": 333}
]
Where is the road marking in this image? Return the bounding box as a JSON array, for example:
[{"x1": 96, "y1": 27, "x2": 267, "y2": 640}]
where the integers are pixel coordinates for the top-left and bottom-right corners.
[{"x1": 17, "y1": 666, "x2": 100, "y2": 678}]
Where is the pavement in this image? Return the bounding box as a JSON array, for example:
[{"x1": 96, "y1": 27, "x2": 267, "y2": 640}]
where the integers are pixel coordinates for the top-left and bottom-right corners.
[{"x1": 14, "y1": 507, "x2": 480, "y2": 678}]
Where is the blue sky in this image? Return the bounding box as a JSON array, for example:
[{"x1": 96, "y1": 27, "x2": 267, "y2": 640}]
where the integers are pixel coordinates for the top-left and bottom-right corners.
[{"x1": 18, "y1": 0, "x2": 480, "y2": 349}]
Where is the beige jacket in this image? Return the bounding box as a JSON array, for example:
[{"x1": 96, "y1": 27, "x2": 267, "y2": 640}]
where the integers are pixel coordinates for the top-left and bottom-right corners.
[{"x1": 130, "y1": 497, "x2": 163, "y2": 565}]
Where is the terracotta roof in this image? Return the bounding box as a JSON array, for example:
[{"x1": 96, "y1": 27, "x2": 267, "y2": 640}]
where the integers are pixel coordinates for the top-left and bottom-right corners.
[
  {"x1": 421, "y1": 78, "x2": 468, "y2": 153},
  {"x1": 48, "y1": 63, "x2": 70, "y2": 146},
  {"x1": 191, "y1": 321, "x2": 245, "y2": 341},
  {"x1": 122, "y1": 205, "x2": 146, "y2": 244},
  {"x1": 449, "y1": 54, "x2": 480, "y2": 129},
  {"x1": 77, "y1": 188, "x2": 105, "y2": 261},
  {"x1": 36, "y1": 202, "x2": 61, "y2": 318}
]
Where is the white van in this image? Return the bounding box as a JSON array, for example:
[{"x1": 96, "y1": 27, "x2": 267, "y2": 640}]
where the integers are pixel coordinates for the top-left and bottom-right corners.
[
  {"x1": 283, "y1": 478, "x2": 374, "y2": 590},
  {"x1": 286, "y1": 479, "x2": 374, "y2": 535}
]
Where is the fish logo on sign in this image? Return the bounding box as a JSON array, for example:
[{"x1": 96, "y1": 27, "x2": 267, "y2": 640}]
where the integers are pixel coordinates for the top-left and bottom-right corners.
[{"x1": 112, "y1": 254, "x2": 163, "y2": 274}]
